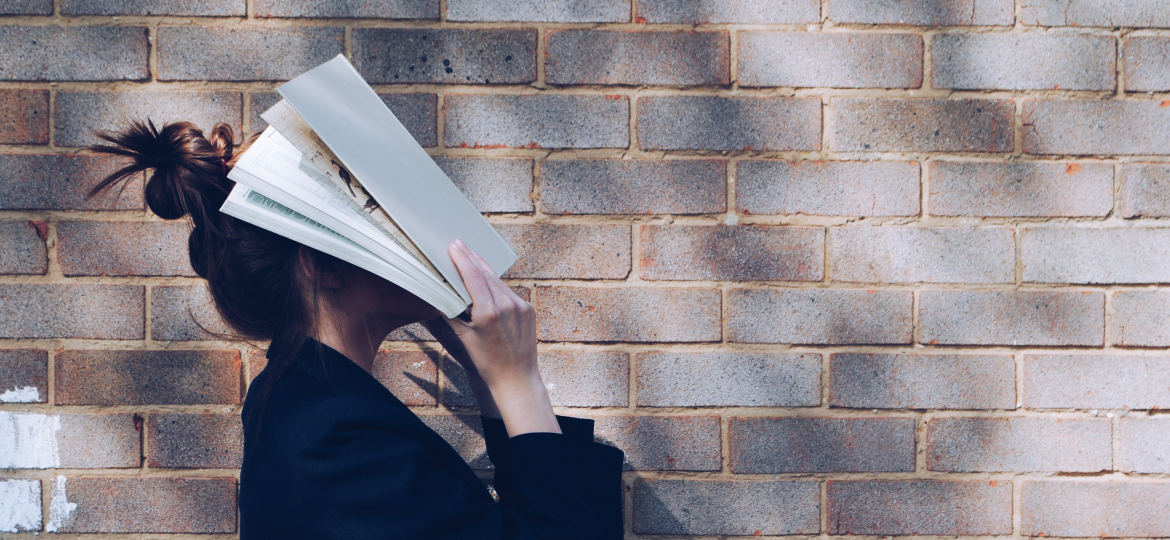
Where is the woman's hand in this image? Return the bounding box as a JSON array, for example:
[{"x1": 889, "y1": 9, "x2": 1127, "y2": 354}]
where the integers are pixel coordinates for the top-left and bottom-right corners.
[{"x1": 420, "y1": 316, "x2": 501, "y2": 419}]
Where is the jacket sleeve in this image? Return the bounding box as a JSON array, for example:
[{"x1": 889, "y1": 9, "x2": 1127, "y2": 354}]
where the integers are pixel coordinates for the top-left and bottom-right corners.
[{"x1": 293, "y1": 393, "x2": 625, "y2": 540}]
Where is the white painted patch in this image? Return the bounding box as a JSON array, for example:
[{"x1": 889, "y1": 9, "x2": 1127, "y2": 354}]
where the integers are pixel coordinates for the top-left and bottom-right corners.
[
  {"x1": 46, "y1": 475, "x2": 76, "y2": 533},
  {"x1": 0, "y1": 479, "x2": 41, "y2": 532},
  {"x1": 0, "y1": 386, "x2": 41, "y2": 403},
  {"x1": 0, "y1": 411, "x2": 62, "y2": 469}
]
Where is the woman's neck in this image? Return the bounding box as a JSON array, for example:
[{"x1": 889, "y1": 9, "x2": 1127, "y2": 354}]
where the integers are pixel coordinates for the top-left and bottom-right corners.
[{"x1": 309, "y1": 308, "x2": 411, "y2": 373}]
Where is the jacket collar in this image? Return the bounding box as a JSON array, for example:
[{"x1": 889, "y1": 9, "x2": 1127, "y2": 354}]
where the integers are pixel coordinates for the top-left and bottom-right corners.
[{"x1": 266, "y1": 333, "x2": 362, "y2": 384}]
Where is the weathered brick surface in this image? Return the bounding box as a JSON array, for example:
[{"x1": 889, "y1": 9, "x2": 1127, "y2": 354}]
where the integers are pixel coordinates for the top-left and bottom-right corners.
[
  {"x1": 633, "y1": 479, "x2": 820, "y2": 536},
  {"x1": 737, "y1": 160, "x2": 920, "y2": 216},
  {"x1": 539, "y1": 351, "x2": 629, "y2": 407},
  {"x1": 1023, "y1": 100, "x2": 1170, "y2": 156},
  {"x1": 731, "y1": 417, "x2": 916, "y2": 473},
  {"x1": 637, "y1": 351, "x2": 821, "y2": 407},
  {"x1": 930, "y1": 161, "x2": 1114, "y2": 217},
  {"x1": 0, "y1": 285, "x2": 144, "y2": 339},
  {"x1": 255, "y1": 0, "x2": 437, "y2": 18},
  {"x1": 536, "y1": 287, "x2": 720, "y2": 342},
  {"x1": 61, "y1": 0, "x2": 245, "y2": 15},
  {"x1": 0, "y1": 154, "x2": 142, "y2": 210},
  {"x1": 739, "y1": 32, "x2": 922, "y2": 89},
  {"x1": 828, "y1": 480, "x2": 1013, "y2": 535},
  {"x1": 0, "y1": 26, "x2": 149, "y2": 82},
  {"x1": 1024, "y1": 354, "x2": 1170, "y2": 409},
  {"x1": 639, "y1": 96, "x2": 821, "y2": 151},
  {"x1": 932, "y1": 34, "x2": 1116, "y2": 91},
  {"x1": 0, "y1": 89, "x2": 48, "y2": 144},
  {"x1": 640, "y1": 225, "x2": 824, "y2": 281},
  {"x1": 448, "y1": 0, "x2": 626, "y2": 22},
  {"x1": 436, "y1": 158, "x2": 533, "y2": 213},
  {"x1": 147, "y1": 413, "x2": 242, "y2": 469},
  {"x1": 547, "y1": 30, "x2": 728, "y2": 86},
  {"x1": 1119, "y1": 417, "x2": 1170, "y2": 473},
  {"x1": 1112, "y1": 291, "x2": 1170, "y2": 347},
  {"x1": 540, "y1": 159, "x2": 726, "y2": 215},
  {"x1": 48, "y1": 477, "x2": 237, "y2": 533},
  {"x1": 354, "y1": 29, "x2": 535, "y2": 85},
  {"x1": 1021, "y1": 481, "x2": 1170, "y2": 537},
  {"x1": 830, "y1": 353, "x2": 1016, "y2": 410},
  {"x1": 1124, "y1": 37, "x2": 1170, "y2": 92},
  {"x1": 830, "y1": 0, "x2": 1014, "y2": 25},
  {"x1": 419, "y1": 415, "x2": 491, "y2": 469},
  {"x1": 0, "y1": 221, "x2": 47, "y2": 275},
  {"x1": 830, "y1": 98, "x2": 1014, "y2": 153},
  {"x1": 1121, "y1": 164, "x2": 1170, "y2": 218},
  {"x1": 637, "y1": 0, "x2": 820, "y2": 23},
  {"x1": 728, "y1": 289, "x2": 913, "y2": 344},
  {"x1": 919, "y1": 291, "x2": 1104, "y2": 346},
  {"x1": 831, "y1": 227, "x2": 1014, "y2": 283},
  {"x1": 593, "y1": 415, "x2": 722, "y2": 470},
  {"x1": 0, "y1": 0, "x2": 51, "y2": 14},
  {"x1": 151, "y1": 285, "x2": 232, "y2": 341},
  {"x1": 445, "y1": 94, "x2": 628, "y2": 149},
  {"x1": 57, "y1": 221, "x2": 195, "y2": 277},
  {"x1": 927, "y1": 417, "x2": 1112, "y2": 472},
  {"x1": 0, "y1": 478, "x2": 40, "y2": 532},
  {"x1": 371, "y1": 350, "x2": 437, "y2": 406},
  {"x1": 55, "y1": 350, "x2": 240, "y2": 405},
  {"x1": 1022, "y1": 228, "x2": 1170, "y2": 283},
  {"x1": 56, "y1": 91, "x2": 243, "y2": 147},
  {"x1": 496, "y1": 224, "x2": 630, "y2": 279},
  {"x1": 158, "y1": 26, "x2": 344, "y2": 81},
  {"x1": 0, "y1": 349, "x2": 47, "y2": 403},
  {"x1": 1021, "y1": 0, "x2": 1170, "y2": 27},
  {"x1": 56, "y1": 413, "x2": 142, "y2": 469}
]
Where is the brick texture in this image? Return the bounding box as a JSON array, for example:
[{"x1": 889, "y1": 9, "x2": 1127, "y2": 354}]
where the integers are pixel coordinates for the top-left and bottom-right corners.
[
  {"x1": 147, "y1": 413, "x2": 242, "y2": 469},
  {"x1": 58, "y1": 221, "x2": 196, "y2": 277},
  {"x1": 1024, "y1": 100, "x2": 1170, "y2": 156},
  {"x1": 593, "y1": 415, "x2": 722, "y2": 471},
  {"x1": 547, "y1": 30, "x2": 728, "y2": 86},
  {"x1": 828, "y1": 480, "x2": 1013, "y2": 535},
  {"x1": 731, "y1": 417, "x2": 916, "y2": 473},
  {"x1": 448, "y1": 0, "x2": 626, "y2": 22},
  {"x1": 497, "y1": 224, "x2": 630, "y2": 279},
  {"x1": 1121, "y1": 164, "x2": 1170, "y2": 218},
  {"x1": 0, "y1": 285, "x2": 144, "y2": 339},
  {"x1": 0, "y1": 154, "x2": 143, "y2": 211},
  {"x1": 1022, "y1": 228, "x2": 1170, "y2": 283},
  {"x1": 56, "y1": 91, "x2": 243, "y2": 148},
  {"x1": 637, "y1": 0, "x2": 820, "y2": 23},
  {"x1": 0, "y1": 26, "x2": 149, "y2": 81},
  {"x1": 0, "y1": 349, "x2": 47, "y2": 403},
  {"x1": 0, "y1": 221, "x2": 47, "y2": 275},
  {"x1": 0, "y1": 89, "x2": 48, "y2": 144},
  {"x1": 739, "y1": 32, "x2": 922, "y2": 89},
  {"x1": 830, "y1": 227, "x2": 1015, "y2": 283},
  {"x1": 830, "y1": 98, "x2": 1014, "y2": 153},
  {"x1": 1021, "y1": 481, "x2": 1170, "y2": 538},
  {"x1": 637, "y1": 351, "x2": 821, "y2": 407},
  {"x1": 830, "y1": 353, "x2": 1016, "y2": 410},
  {"x1": 1024, "y1": 354, "x2": 1170, "y2": 409},
  {"x1": 445, "y1": 94, "x2": 628, "y2": 149},
  {"x1": 633, "y1": 479, "x2": 820, "y2": 536},
  {"x1": 1112, "y1": 291, "x2": 1170, "y2": 347},
  {"x1": 1020, "y1": 0, "x2": 1170, "y2": 27},
  {"x1": 536, "y1": 287, "x2": 720, "y2": 342},
  {"x1": 639, "y1": 96, "x2": 821, "y2": 151},
  {"x1": 151, "y1": 285, "x2": 233, "y2": 341},
  {"x1": 737, "y1": 160, "x2": 920, "y2": 216},
  {"x1": 728, "y1": 289, "x2": 913, "y2": 344},
  {"x1": 540, "y1": 159, "x2": 726, "y2": 215},
  {"x1": 538, "y1": 351, "x2": 629, "y2": 406},
  {"x1": 0, "y1": 0, "x2": 51, "y2": 15},
  {"x1": 1119, "y1": 417, "x2": 1170, "y2": 473},
  {"x1": 640, "y1": 225, "x2": 824, "y2": 281},
  {"x1": 932, "y1": 34, "x2": 1116, "y2": 91},
  {"x1": 48, "y1": 477, "x2": 237, "y2": 533},
  {"x1": 61, "y1": 0, "x2": 246, "y2": 15},
  {"x1": 930, "y1": 161, "x2": 1114, "y2": 217},
  {"x1": 437, "y1": 157, "x2": 533, "y2": 212},
  {"x1": 830, "y1": 0, "x2": 1014, "y2": 25},
  {"x1": 55, "y1": 350, "x2": 240, "y2": 405},
  {"x1": 157, "y1": 27, "x2": 344, "y2": 81},
  {"x1": 371, "y1": 350, "x2": 437, "y2": 406},
  {"x1": 255, "y1": 0, "x2": 437, "y2": 18},
  {"x1": 919, "y1": 291, "x2": 1104, "y2": 346},
  {"x1": 353, "y1": 29, "x2": 536, "y2": 84},
  {"x1": 1124, "y1": 37, "x2": 1170, "y2": 92},
  {"x1": 926, "y1": 417, "x2": 1112, "y2": 472}
]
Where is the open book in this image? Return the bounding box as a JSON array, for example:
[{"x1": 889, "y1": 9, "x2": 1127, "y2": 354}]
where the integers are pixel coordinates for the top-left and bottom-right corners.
[{"x1": 220, "y1": 54, "x2": 518, "y2": 318}]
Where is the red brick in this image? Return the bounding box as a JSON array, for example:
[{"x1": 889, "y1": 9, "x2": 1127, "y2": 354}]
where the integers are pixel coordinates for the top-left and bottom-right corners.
[
  {"x1": 436, "y1": 157, "x2": 533, "y2": 213},
  {"x1": 728, "y1": 289, "x2": 913, "y2": 344},
  {"x1": 927, "y1": 417, "x2": 1111, "y2": 472},
  {"x1": 1021, "y1": 480, "x2": 1170, "y2": 537},
  {"x1": 633, "y1": 479, "x2": 820, "y2": 536},
  {"x1": 831, "y1": 0, "x2": 1014, "y2": 25},
  {"x1": 0, "y1": 221, "x2": 47, "y2": 275},
  {"x1": 547, "y1": 30, "x2": 728, "y2": 86},
  {"x1": 1121, "y1": 164, "x2": 1170, "y2": 218},
  {"x1": 445, "y1": 94, "x2": 628, "y2": 149},
  {"x1": 737, "y1": 160, "x2": 920, "y2": 217},
  {"x1": 740, "y1": 32, "x2": 922, "y2": 89},
  {"x1": 536, "y1": 287, "x2": 721, "y2": 342},
  {"x1": 1022, "y1": 228, "x2": 1170, "y2": 284},
  {"x1": 1021, "y1": 0, "x2": 1170, "y2": 27},
  {"x1": 354, "y1": 29, "x2": 535, "y2": 85},
  {"x1": 0, "y1": 89, "x2": 47, "y2": 144},
  {"x1": 448, "y1": 0, "x2": 626, "y2": 21},
  {"x1": 1125, "y1": 37, "x2": 1170, "y2": 92},
  {"x1": 150, "y1": 285, "x2": 232, "y2": 342},
  {"x1": 419, "y1": 415, "x2": 491, "y2": 469},
  {"x1": 1112, "y1": 291, "x2": 1170, "y2": 347},
  {"x1": 0, "y1": 349, "x2": 46, "y2": 403},
  {"x1": 932, "y1": 34, "x2": 1115, "y2": 91},
  {"x1": 1119, "y1": 417, "x2": 1170, "y2": 473},
  {"x1": 0, "y1": 154, "x2": 143, "y2": 211},
  {"x1": 829, "y1": 480, "x2": 1012, "y2": 535},
  {"x1": 540, "y1": 351, "x2": 629, "y2": 407},
  {"x1": 637, "y1": 351, "x2": 821, "y2": 407},
  {"x1": 540, "y1": 159, "x2": 726, "y2": 215},
  {"x1": 0, "y1": 478, "x2": 40, "y2": 532},
  {"x1": 1024, "y1": 100, "x2": 1170, "y2": 156},
  {"x1": 61, "y1": 0, "x2": 244, "y2": 15},
  {"x1": 831, "y1": 227, "x2": 1014, "y2": 283},
  {"x1": 0, "y1": 0, "x2": 50, "y2": 14},
  {"x1": 256, "y1": 0, "x2": 436, "y2": 18},
  {"x1": 637, "y1": 0, "x2": 820, "y2": 23},
  {"x1": 919, "y1": 290, "x2": 1104, "y2": 346},
  {"x1": 640, "y1": 225, "x2": 823, "y2": 281},
  {"x1": 830, "y1": 353, "x2": 1016, "y2": 410},
  {"x1": 0, "y1": 284, "x2": 144, "y2": 339},
  {"x1": 731, "y1": 417, "x2": 916, "y2": 473},
  {"x1": 57, "y1": 221, "x2": 194, "y2": 277},
  {"x1": 147, "y1": 413, "x2": 242, "y2": 469},
  {"x1": 55, "y1": 350, "x2": 241, "y2": 405},
  {"x1": 157, "y1": 26, "x2": 344, "y2": 81},
  {"x1": 371, "y1": 350, "x2": 437, "y2": 407},
  {"x1": 639, "y1": 96, "x2": 821, "y2": 151},
  {"x1": 593, "y1": 415, "x2": 721, "y2": 471},
  {"x1": 497, "y1": 224, "x2": 630, "y2": 279},
  {"x1": 0, "y1": 26, "x2": 148, "y2": 81},
  {"x1": 830, "y1": 98, "x2": 1014, "y2": 153},
  {"x1": 47, "y1": 476, "x2": 236, "y2": 533},
  {"x1": 1024, "y1": 354, "x2": 1170, "y2": 409},
  {"x1": 930, "y1": 161, "x2": 1114, "y2": 217}
]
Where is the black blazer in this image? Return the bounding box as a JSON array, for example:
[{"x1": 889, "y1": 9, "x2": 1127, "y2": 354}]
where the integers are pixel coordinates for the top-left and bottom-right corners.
[{"x1": 239, "y1": 336, "x2": 625, "y2": 540}]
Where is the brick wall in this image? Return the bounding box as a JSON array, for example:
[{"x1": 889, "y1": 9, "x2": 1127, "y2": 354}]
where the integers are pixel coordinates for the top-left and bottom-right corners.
[{"x1": 1, "y1": 0, "x2": 1169, "y2": 536}]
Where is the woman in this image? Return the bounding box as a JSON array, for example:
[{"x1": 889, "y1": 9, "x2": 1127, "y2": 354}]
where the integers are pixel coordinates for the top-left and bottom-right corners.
[{"x1": 87, "y1": 120, "x2": 625, "y2": 539}]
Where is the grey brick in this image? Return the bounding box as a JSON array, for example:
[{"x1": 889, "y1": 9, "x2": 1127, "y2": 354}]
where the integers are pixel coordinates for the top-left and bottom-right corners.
[
  {"x1": 593, "y1": 415, "x2": 722, "y2": 471},
  {"x1": 1024, "y1": 354, "x2": 1170, "y2": 409},
  {"x1": 56, "y1": 91, "x2": 242, "y2": 147},
  {"x1": 0, "y1": 26, "x2": 148, "y2": 82},
  {"x1": 147, "y1": 413, "x2": 242, "y2": 469},
  {"x1": 728, "y1": 289, "x2": 913, "y2": 344},
  {"x1": 0, "y1": 349, "x2": 47, "y2": 404},
  {"x1": 831, "y1": 0, "x2": 1014, "y2": 25},
  {"x1": 1021, "y1": 481, "x2": 1170, "y2": 538},
  {"x1": 0, "y1": 89, "x2": 48, "y2": 144},
  {"x1": 54, "y1": 414, "x2": 142, "y2": 468},
  {"x1": 927, "y1": 417, "x2": 1112, "y2": 472},
  {"x1": 0, "y1": 285, "x2": 144, "y2": 339},
  {"x1": 61, "y1": 0, "x2": 245, "y2": 15},
  {"x1": 1022, "y1": 227, "x2": 1170, "y2": 283},
  {"x1": 637, "y1": 0, "x2": 820, "y2": 23},
  {"x1": 0, "y1": 0, "x2": 51, "y2": 14},
  {"x1": 255, "y1": 0, "x2": 437, "y2": 18},
  {"x1": 248, "y1": 92, "x2": 282, "y2": 136},
  {"x1": 1113, "y1": 291, "x2": 1170, "y2": 347},
  {"x1": 737, "y1": 160, "x2": 920, "y2": 217},
  {"x1": 932, "y1": 34, "x2": 1116, "y2": 91},
  {"x1": 1021, "y1": 0, "x2": 1170, "y2": 27},
  {"x1": 354, "y1": 29, "x2": 534, "y2": 85},
  {"x1": 731, "y1": 417, "x2": 917, "y2": 473},
  {"x1": 536, "y1": 287, "x2": 721, "y2": 342},
  {"x1": 1121, "y1": 164, "x2": 1170, "y2": 218},
  {"x1": 634, "y1": 479, "x2": 820, "y2": 536},
  {"x1": 829, "y1": 480, "x2": 1013, "y2": 535},
  {"x1": 547, "y1": 30, "x2": 728, "y2": 86},
  {"x1": 1024, "y1": 100, "x2": 1170, "y2": 155},
  {"x1": 830, "y1": 353, "x2": 1016, "y2": 410},
  {"x1": 540, "y1": 159, "x2": 725, "y2": 215},
  {"x1": 157, "y1": 26, "x2": 344, "y2": 81},
  {"x1": 637, "y1": 351, "x2": 821, "y2": 407},
  {"x1": 1120, "y1": 418, "x2": 1170, "y2": 473},
  {"x1": 496, "y1": 224, "x2": 630, "y2": 279},
  {"x1": 151, "y1": 285, "x2": 233, "y2": 341},
  {"x1": 641, "y1": 225, "x2": 822, "y2": 281},
  {"x1": 831, "y1": 227, "x2": 1015, "y2": 283},
  {"x1": 435, "y1": 157, "x2": 532, "y2": 213},
  {"x1": 920, "y1": 291, "x2": 1104, "y2": 346},
  {"x1": 449, "y1": 0, "x2": 627, "y2": 21},
  {"x1": 1125, "y1": 37, "x2": 1170, "y2": 92},
  {"x1": 373, "y1": 350, "x2": 437, "y2": 407},
  {"x1": 739, "y1": 32, "x2": 922, "y2": 89},
  {"x1": 931, "y1": 161, "x2": 1114, "y2": 217},
  {"x1": 57, "y1": 221, "x2": 195, "y2": 277},
  {"x1": 43, "y1": 477, "x2": 237, "y2": 533},
  {"x1": 0, "y1": 221, "x2": 47, "y2": 275},
  {"x1": 0, "y1": 154, "x2": 142, "y2": 211},
  {"x1": 445, "y1": 94, "x2": 628, "y2": 149},
  {"x1": 830, "y1": 98, "x2": 1014, "y2": 153},
  {"x1": 539, "y1": 351, "x2": 629, "y2": 407},
  {"x1": 638, "y1": 96, "x2": 821, "y2": 151}
]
